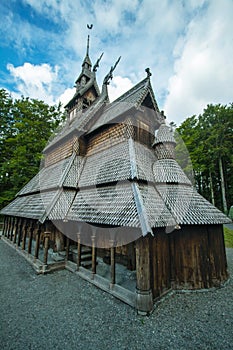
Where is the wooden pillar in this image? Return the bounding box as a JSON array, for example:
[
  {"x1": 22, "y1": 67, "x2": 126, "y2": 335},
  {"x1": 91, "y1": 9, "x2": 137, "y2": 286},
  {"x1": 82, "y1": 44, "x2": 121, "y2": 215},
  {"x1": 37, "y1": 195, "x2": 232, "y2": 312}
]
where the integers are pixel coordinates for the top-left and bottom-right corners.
[
  {"x1": 66, "y1": 237, "x2": 70, "y2": 260},
  {"x1": 13, "y1": 217, "x2": 19, "y2": 244},
  {"x1": 17, "y1": 218, "x2": 24, "y2": 247},
  {"x1": 2, "y1": 216, "x2": 7, "y2": 236},
  {"x1": 43, "y1": 232, "x2": 50, "y2": 264},
  {"x1": 27, "y1": 221, "x2": 34, "y2": 254},
  {"x1": 91, "y1": 235, "x2": 97, "y2": 278},
  {"x1": 10, "y1": 217, "x2": 15, "y2": 241},
  {"x1": 6, "y1": 216, "x2": 11, "y2": 238},
  {"x1": 4, "y1": 216, "x2": 8, "y2": 237},
  {"x1": 110, "y1": 241, "x2": 116, "y2": 288},
  {"x1": 9, "y1": 217, "x2": 13, "y2": 238},
  {"x1": 10, "y1": 216, "x2": 14, "y2": 240},
  {"x1": 34, "y1": 225, "x2": 41, "y2": 259},
  {"x1": 77, "y1": 233, "x2": 81, "y2": 270},
  {"x1": 127, "y1": 242, "x2": 136, "y2": 270},
  {"x1": 135, "y1": 236, "x2": 153, "y2": 315},
  {"x1": 21, "y1": 222, "x2": 28, "y2": 250}
]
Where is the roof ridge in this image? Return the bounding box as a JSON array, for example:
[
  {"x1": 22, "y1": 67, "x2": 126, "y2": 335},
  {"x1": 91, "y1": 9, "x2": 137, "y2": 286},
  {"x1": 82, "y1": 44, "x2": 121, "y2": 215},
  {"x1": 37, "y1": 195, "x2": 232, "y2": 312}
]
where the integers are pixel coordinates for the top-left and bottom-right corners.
[
  {"x1": 112, "y1": 77, "x2": 148, "y2": 103},
  {"x1": 131, "y1": 182, "x2": 153, "y2": 236}
]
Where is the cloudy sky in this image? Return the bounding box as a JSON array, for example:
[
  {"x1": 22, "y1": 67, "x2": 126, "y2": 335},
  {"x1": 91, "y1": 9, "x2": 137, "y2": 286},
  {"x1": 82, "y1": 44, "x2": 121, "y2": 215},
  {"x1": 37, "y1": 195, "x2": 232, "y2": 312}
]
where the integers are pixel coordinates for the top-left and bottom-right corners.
[{"x1": 0, "y1": 0, "x2": 232, "y2": 125}]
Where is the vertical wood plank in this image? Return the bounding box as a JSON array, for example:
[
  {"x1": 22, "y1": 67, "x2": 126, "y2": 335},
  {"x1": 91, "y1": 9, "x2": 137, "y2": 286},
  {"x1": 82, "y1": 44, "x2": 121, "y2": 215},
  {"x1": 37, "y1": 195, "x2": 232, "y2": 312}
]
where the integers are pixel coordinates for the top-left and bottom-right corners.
[
  {"x1": 66, "y1": 237, "x2": 70, "y2": 260},
  {"x1": 17, "y1": 218, "x2": 23, "y2": 247},
  {"x1": 28, "y1": 221, "x2": 34, "y2": 254},
  {"x1": 34, "y1": 225, "x2": 41, "y2": 259}
]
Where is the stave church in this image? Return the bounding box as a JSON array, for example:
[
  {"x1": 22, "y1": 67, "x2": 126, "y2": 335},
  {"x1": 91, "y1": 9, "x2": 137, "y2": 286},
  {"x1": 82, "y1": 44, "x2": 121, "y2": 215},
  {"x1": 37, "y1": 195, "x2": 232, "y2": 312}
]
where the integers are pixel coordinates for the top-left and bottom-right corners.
[{"x1": 1, "y1": 34, "x2": 231, "y2": 314}]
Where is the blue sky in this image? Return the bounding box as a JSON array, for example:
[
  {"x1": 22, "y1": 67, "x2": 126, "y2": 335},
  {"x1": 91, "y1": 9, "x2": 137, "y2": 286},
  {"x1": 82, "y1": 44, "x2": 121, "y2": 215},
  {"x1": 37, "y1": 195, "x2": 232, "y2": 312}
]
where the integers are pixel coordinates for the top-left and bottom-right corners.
[{"x1": 0, "y1": 0, "x2": 232, "y2": 125}]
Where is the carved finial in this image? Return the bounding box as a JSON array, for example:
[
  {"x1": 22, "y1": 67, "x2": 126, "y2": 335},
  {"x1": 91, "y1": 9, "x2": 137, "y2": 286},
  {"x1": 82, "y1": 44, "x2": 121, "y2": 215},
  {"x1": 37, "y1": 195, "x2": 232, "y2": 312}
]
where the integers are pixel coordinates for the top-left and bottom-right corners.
[
  {"x1": 161, "y1": 110, "x2": 166, "y2": 119},
  {"x1": 145, "y1": 67, "x2": 152, "y2": 78},
  {"x1": 103, "y1": 56, "x2": 121, "y2": 85},
  {"x1": 93, "y1": 52, "x2": 104, "y2": 72}
]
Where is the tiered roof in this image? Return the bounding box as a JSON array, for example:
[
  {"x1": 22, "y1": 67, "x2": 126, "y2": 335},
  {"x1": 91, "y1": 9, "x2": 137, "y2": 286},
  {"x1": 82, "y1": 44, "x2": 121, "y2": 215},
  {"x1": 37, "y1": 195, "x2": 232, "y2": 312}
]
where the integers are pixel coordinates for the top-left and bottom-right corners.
[{"x1": 1, "y1": 40, "x2": 231, "y2": 235}]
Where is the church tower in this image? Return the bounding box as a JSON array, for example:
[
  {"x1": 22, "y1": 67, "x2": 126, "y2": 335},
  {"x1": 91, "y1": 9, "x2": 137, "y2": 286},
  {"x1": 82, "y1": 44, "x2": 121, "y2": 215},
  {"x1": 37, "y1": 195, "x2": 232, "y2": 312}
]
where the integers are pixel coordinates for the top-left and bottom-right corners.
[{"x1": 65, "y1": 35, "x2": 102, "y2": 120}]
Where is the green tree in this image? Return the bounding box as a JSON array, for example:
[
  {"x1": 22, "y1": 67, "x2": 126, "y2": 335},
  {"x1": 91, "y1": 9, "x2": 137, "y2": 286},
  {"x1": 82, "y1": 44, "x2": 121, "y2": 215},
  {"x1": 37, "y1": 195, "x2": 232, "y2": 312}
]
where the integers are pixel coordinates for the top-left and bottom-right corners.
[
  {"x1": 0, "y1": 91, "x2": 65, "y2": 209},
  {"x1": 177, "y1": 103, "x2": 233, "y2": 213}
]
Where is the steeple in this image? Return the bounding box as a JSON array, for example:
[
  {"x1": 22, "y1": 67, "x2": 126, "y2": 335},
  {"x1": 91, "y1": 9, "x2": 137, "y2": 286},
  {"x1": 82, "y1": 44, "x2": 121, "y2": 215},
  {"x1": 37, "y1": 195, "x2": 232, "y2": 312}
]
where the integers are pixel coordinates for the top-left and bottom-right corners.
[
  {"x1": 65, "y1": 29, "x2": 102, "y2": 117},
  {"x1": 75, "y1": 35, "x2": 92, "y2": 88}
]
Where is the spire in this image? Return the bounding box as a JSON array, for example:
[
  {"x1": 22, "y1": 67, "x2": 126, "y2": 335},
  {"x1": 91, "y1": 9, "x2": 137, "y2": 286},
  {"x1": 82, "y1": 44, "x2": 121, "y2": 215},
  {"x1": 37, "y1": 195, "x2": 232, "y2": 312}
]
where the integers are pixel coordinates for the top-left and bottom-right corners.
[
  {"x1": 82, "y1": 34, "x2": 92, "y2": 69},
  {"x1": 66, "y1": 25, "x2": 102, "y2": 113},
  {"x1": 86, "y1": 34, "x2": 90, "y2": 56}
]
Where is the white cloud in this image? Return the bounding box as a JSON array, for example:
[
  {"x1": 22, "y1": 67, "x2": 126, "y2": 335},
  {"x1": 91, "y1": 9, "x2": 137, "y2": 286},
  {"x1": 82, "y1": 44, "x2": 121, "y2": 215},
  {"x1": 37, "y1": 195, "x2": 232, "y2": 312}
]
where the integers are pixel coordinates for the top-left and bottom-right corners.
[
  {"x1": 108, "y1": 76, "x2": 134, "y2": 102},
  {"x1": 7, "y1": 62, "x2": 59, "y2": 104},
  {"x1": 163, "y1": 0, "x2": 233, "y2": 125},
  {"x1": 56, "y1": 87, "x2": 75, "y2": 107},
  {"x1": 2, "y1": 0, "x2": 232, "y2": 126}
]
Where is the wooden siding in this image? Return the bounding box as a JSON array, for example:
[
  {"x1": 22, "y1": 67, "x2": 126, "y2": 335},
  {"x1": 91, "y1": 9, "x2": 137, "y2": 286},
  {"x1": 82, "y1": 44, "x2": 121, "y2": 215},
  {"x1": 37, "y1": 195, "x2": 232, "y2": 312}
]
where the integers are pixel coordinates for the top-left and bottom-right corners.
[
  {"x1": 45, "y1": 139, "x2": 73, "y2": 167},
  {"x1": 169, "y1": 225, "x2": 228, "y2": 289},
  {"x1": 87, "y1": 124, "x2": 127, "y2": 155},
  {"x1": 150, "y1": 230, "x2": 171, "y2": 298}
]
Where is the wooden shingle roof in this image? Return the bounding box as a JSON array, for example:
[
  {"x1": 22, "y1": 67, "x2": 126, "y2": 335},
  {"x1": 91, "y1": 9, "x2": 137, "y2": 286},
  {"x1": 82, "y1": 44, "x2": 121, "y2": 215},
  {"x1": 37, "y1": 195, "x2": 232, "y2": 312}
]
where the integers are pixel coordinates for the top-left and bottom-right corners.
[{"x1": 1, "y1": 74, "x2": 231, "y2": 233}]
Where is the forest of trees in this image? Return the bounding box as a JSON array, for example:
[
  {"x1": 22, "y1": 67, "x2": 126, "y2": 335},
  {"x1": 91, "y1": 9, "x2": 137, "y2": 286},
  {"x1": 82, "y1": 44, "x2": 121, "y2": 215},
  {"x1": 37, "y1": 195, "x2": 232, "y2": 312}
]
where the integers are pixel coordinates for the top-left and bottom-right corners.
[
  {"x1": 0, "y1": 88, "x2": 232, "y2": 215},
  {"x1": 176, "y1": 103, "x2": 233, "y2": 214},
  {"x1": 0, "y1": 89, "x2": 65, "y2": 209}
]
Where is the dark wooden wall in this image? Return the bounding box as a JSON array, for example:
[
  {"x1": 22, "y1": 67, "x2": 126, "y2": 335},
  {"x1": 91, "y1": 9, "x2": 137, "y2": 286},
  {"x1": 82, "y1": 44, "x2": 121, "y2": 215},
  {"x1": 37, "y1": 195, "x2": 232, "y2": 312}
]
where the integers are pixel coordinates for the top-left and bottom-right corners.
[
  {"x1": 169, "y1": 225, "x2": 228, "y2": 290},
  {"x1": 145, "y1": 224, "x2": 228, "y2": 299},
  {"x1": 150, "y1": 230, "x2": 171, "y2": 298}
]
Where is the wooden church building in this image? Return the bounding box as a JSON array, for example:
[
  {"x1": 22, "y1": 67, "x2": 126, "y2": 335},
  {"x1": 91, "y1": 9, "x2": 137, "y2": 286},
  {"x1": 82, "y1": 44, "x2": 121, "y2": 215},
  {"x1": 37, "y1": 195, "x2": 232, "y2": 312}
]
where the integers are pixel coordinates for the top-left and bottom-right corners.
[{"x1": 1, "y1": 35, "x2": 231, "y2": 314}]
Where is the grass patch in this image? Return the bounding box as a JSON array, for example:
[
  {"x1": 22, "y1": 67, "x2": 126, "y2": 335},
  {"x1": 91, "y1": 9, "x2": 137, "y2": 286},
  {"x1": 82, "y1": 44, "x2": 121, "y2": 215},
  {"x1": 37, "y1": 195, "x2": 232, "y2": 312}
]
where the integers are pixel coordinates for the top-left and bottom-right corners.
[{"x1": 224, "y1": 226, "x2": 233, "y2": 248}]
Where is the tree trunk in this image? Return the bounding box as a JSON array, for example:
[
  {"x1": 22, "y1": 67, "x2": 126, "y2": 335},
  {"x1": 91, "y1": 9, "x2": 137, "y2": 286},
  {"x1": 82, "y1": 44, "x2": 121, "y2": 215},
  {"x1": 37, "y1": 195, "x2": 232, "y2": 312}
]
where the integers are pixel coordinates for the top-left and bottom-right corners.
[
  {"x1": 209, "y1": 170, "x2": 215, "y2": 206},
  {"x1": 218, "y1": 156, "x2": 227, "y2": 214}
]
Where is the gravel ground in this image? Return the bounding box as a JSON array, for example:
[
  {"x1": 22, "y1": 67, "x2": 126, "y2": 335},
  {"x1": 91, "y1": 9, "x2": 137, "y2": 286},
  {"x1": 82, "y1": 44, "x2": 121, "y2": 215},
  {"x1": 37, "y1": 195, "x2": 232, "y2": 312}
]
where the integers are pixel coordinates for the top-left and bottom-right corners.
[{"x1": 0, "y1": 239, "x2": 233, "y2": 350}]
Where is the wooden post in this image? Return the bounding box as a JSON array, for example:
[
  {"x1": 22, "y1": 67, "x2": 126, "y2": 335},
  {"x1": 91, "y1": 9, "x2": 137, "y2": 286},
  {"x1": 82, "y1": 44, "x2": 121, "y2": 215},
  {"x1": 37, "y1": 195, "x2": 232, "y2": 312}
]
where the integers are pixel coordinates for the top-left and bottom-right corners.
[
  {"x1": 77, "y1": 233, "x2": 81, "y2": 270},
  {"x1": 110, "y1": 241, "x2": 116, "y2": 288},
  {"x1": 4, "y1": 216, "x2": 8, "y2": 237},
  {"x1": 6, "y1": 216, "x2": 10, "y2": 238},
  {"x1": 28, "y1": 221, "x2": 34, "y2": 254},
  {"x1": 17, "y1": 218, "x2": 23, "y2": 247},
  {"x1": 21, "y1": 223, "x2": 28, "y2": 250},
  {"x1": 34, "y1": 225, "x2": 41, "y2": 259},
  {"x1": 2, "y1": 216, "x2": 6, "y2": 236},
  {"x1": 127, "y1": 242, "x2": 136, "y2": 270},
  {"x1": 13, "y1": 217, "x2": 19, "y2": 244},
  {"x1": 7, "y1": 216, "x2": 12, "y2": 239},
  {"x1": 135, "y1": 236, "x2": 153, "y2": 315},
  {"x1": 91, "y1": 235, "x2": 97, "y2": 278},
  {"x1": 43, "y1": 232, "x2": 50, "y2": 264},
  {"x1": 10, "y1": 217, "x2": 15, "y2": 241},
  {"x1": 66, "y1": 237, "x2": 70, "y2": 260}
]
